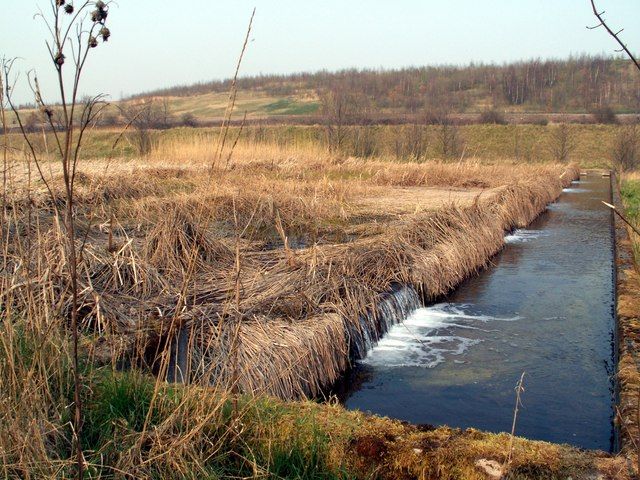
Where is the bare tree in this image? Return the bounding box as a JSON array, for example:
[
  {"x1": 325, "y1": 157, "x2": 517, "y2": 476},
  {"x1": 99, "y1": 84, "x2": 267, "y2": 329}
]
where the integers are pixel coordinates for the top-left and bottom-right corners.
[
  {"x1": 318, "y1": 81, "x2": 362, "y2": 153},
  {"x1": 120, "y1": 99, "x2": 167, "y2": 155},
  {"x1": 434, "y1": 110, "x2": 462, "y2": 159},
  {"x1": 352, "y1": 123, "x2": 378, "y2": 158},
  {"x1": 549, "y1": 124, "x2": 576, "y2": 162},
  {"x1": 612, "y1": 125, "x2": 639, "y2": 172},
  {"x1": 160, "y1": 98, "x2": 173, "y2": 128},
  {"x1": 394, "y1": 124, "x2": 429, "y2": 161},
  {"x1": 351, "y1": 97, "x2": 376, "y2": 157},
  {"x1": 3, "y1": 2, "x2": 112, "y2": 478}
]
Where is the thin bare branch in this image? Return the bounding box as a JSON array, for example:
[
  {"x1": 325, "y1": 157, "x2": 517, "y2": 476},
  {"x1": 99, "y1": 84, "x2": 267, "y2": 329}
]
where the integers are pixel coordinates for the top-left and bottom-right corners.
[{"x1": 589, "y1": 0, "x2": 640, "y2": 72}]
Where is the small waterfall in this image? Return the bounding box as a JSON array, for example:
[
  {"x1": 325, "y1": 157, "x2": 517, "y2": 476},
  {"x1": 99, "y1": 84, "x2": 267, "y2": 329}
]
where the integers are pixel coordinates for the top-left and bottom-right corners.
[
  {"x1": 169, "y1": 286, "x2": 422, "y2": 385},
  {"x1": 349, "y1": 285, "x2": 422, "y2": 360}
]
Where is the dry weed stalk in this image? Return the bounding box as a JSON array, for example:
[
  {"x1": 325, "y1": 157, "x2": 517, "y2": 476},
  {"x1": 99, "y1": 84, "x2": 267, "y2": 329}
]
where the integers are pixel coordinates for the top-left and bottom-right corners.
[
  {"x1": 213, "y1": 7, "x2": 255, "y2": 173},
  {"x1": 3, "y1": 2, "x2": 112, "y2": 477},
  {"x1": 134, "y1": 8, "x2": 258, "y2": 459},
  {"x1": 506, "y1": 372, "x2": 526, "y2": 468}
]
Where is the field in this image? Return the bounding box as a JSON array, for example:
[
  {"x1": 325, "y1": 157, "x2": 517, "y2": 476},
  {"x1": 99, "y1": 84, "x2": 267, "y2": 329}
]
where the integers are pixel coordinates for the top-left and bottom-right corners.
[
  {"x1": 6, "y1": 0, "x2": 640, "y2": 473},
  {"x1": 21, "y1": 122, "x2": 623, "y2": 167},
  {"x1": 2, "y1": 119, "x2": 637, "y2": 478}
]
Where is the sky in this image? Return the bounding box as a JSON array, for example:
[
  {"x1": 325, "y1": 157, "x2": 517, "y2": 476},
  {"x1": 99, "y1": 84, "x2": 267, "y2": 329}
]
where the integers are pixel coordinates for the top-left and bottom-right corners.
[{"x1": 1, "y1": 0, "x2": 639, "y2": 104}]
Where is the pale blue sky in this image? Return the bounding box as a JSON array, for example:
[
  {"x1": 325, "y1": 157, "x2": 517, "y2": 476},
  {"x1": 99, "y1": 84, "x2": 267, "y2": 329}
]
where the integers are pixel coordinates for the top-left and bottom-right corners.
[{"x1": 1, "y1": 1, "x2": 639, "y2": 104}]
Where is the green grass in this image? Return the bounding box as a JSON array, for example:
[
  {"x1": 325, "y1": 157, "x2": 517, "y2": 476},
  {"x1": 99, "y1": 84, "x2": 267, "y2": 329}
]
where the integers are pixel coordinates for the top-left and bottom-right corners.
[
  {"x1": 264, "y1": 99, "x2": 320, "y2": 116},
  {"x1": 83, "y1": 366, "x2": 354, "y2": 478},
  {"x1": 82, "y1": 370, "x2": 168, "y2": 452},
  {"x1": 621, "y1": 179, "x2": 640, "y2": 260},
  {"x1": 622, "y1": 179, "x2": 640, "y2": 222}
]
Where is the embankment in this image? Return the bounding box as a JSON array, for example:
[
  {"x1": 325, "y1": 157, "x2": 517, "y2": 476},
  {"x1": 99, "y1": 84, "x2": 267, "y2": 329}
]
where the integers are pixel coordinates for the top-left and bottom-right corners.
[
  {"x1": 613, "y1": 173, "x2": 640, "y2": 464},
  {"x1": 183, "y1": 165, "x2": 581, "y2": 399}
]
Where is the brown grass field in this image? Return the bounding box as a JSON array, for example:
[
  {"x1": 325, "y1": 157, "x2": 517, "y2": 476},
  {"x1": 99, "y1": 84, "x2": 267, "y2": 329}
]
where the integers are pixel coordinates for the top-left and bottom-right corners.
[{"x1": 1, "y1": 126, "x2": 636, "y2": 478}]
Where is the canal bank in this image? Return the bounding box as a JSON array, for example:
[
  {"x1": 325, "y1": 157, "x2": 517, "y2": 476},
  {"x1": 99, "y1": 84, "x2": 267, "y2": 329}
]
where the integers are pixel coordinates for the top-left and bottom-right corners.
[{"x1": 613, "y1": 172, "x2": 640, "y2": 465}]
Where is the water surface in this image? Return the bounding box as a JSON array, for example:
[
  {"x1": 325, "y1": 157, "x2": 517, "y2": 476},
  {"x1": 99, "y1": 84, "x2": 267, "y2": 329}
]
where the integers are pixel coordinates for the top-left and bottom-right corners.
[{"x1": 338, "y1": 175, "x2": 615, "y2": 451}]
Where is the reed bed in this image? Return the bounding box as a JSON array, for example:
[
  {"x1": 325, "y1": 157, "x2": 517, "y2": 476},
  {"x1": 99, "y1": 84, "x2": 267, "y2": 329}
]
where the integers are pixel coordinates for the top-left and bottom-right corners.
[
  {"x1": 1, "y1": 133, "x2": 579, "y2": 400},
  {"x1": 183, "y1": 165, "x2": 578, "y2": 399}
]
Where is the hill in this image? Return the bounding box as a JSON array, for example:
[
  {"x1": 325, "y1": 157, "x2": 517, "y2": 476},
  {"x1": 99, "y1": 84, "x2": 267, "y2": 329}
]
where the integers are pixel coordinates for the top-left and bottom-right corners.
[
  {"x1": 123, "y1": 55, "x2": 640, "y2": 124},
  {"x1": 8, "y1": 55, "x2": 640, "y2": 130}
]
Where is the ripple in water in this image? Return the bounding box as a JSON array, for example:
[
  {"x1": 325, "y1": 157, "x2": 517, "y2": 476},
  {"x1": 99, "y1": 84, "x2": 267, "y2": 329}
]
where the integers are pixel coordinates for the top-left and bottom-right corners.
[
  {"x1": 359, "y1": 304, "x2": 520, "y2": 368},
  {"x1": 504, "y1": 229, "x2": 546, "y2": 244}
]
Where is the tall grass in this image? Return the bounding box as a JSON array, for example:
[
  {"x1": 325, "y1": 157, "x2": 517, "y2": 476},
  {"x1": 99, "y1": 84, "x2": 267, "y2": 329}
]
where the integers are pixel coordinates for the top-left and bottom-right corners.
[
  {"x1": 149, "y1": 123, "x2": 622, "y2": 167},
  {"x1": 0, "y1": 115, "x2": 631, "y2": 477},
  {"x1": 1, "y1": 124, "x2": 578, "y2": 399},
  {"x1": 3, "y1": 122, "x2": 625, "y2": 167}
]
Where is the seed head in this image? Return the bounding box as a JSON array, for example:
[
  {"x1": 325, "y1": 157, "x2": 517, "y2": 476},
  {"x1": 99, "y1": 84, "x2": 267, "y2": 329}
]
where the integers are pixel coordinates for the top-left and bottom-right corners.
[
  {"x1": 99, "y1": 26, "x2": 110, "y2": 41},
  {"x1": 54, "y1": 51, "x2": 65, "y2": 66},
  {"x1": 91, "y1": 7, "x2": 107, "y2": 22},
  {"x1": 88, "y1": 36, "x2": 98, "y2": 48},
  {"x1": 56, "y1": 0, "x2": 65, "y2": 6},
  {"x1": 64, "y1": 4, "x2": 74, "y2": 14}
]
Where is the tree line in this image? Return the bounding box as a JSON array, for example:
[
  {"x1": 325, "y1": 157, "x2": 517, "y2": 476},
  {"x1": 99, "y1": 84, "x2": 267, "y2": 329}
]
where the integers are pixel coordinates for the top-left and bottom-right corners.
[{"x1": 129, "y1": 55, "x2": 640, "y2": 114}]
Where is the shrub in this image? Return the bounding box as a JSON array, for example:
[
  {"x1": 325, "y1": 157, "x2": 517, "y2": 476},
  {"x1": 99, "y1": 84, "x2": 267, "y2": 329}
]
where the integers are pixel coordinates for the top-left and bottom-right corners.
[
  {"x1": 612, "y1": 125, "x2": 639, "y2": 171},
  {"x1": 181, "y1": 112, "x2": 198, "y2": 127},
  {"x1": 591, "y1": 106, "x2": 618, "y2": 124},
  {"x1": 478, "y1": 109, "x2": 507, "y2": 125},
  {"x1": 100, "y1": 112, "x2": 120, "y2": 127},
  {"x1": 528, "y1": 115, "x2": 549, "y2": 126}
]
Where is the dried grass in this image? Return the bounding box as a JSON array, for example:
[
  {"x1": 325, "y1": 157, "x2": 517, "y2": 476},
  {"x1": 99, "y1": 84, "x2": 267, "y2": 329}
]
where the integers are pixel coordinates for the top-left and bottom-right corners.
[
  {"x1": 0, "y1": 122, "x2": 619, "y2": 477},
  {"x1": 1, "y1": 133, "x2": 579, "y2": 399},
  {"x1": 185, "y1": 166, "x2": 578, "y2": 399}
]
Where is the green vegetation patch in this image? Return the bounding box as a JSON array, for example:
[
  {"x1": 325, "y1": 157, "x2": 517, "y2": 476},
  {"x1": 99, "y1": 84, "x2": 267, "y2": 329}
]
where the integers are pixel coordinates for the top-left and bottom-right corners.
[
  {"x1": 622, "y1": 179, "x2": 640, "y2": 222},
  {"x1": 264, "y1": 98, "x2": 320, "y2": 115}
]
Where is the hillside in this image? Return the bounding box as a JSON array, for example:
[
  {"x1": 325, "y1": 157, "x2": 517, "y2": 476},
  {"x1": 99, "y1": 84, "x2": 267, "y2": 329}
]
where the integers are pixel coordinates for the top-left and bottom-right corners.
[{"x1": 124, "y1": 55, "x2": 640, "y2": 123}]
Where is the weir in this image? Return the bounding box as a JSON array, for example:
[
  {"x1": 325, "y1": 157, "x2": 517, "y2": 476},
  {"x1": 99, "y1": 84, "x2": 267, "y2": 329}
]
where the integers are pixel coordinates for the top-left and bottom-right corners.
[
  {"x1": 335, "y1": 174, "x2": 616, "y2": 451},
  {"x1": 349, "y1": 286, "x2": 423, "y2": 360}
]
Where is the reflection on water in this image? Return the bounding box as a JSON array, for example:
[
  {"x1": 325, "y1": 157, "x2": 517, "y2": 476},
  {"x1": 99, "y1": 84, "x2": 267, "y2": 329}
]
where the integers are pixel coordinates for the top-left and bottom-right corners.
[{"x1": 337, "y1": 175, "x2": 615, "y2": 451}]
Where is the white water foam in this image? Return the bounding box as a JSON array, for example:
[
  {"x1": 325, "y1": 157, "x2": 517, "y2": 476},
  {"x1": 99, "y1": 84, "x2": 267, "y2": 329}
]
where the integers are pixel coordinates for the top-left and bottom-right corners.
[
  {"x1": 504, "y1": 229, "x2": 546, "y2": 244},
  {"x1": 359, "y1": 304, "x2": 520, "y2": 368},
  {"x1": 562, "y1": 187, "x2": 588, "y2": 193}
]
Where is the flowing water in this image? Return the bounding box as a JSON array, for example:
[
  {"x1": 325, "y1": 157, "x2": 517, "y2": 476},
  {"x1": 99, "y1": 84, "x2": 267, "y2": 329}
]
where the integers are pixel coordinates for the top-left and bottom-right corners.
[{"x1": 336, "y1": 175, "x2": 615, "y2": 451}]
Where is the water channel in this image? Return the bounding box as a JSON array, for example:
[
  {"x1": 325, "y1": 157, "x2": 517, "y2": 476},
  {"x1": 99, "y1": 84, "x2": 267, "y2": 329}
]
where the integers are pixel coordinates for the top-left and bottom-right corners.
[{"x1": 337, "y1": 174, "x2": 615, "y2": 451}]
